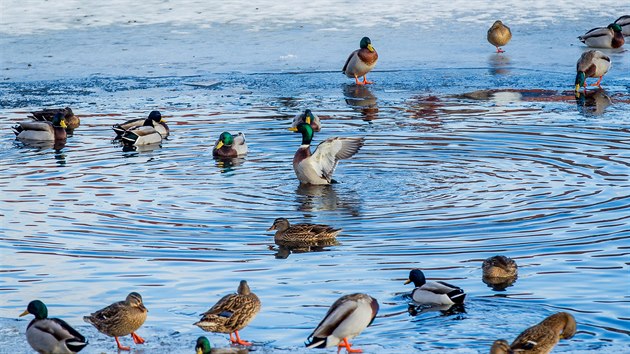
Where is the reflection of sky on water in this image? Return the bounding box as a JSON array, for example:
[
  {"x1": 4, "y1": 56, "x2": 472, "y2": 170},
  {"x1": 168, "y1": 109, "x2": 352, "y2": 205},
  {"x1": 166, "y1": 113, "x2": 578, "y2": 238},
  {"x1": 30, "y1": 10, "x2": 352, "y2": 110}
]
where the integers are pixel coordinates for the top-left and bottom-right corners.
[{"x1": 2, "y1": 1, "x2": 630, "y2": 352}]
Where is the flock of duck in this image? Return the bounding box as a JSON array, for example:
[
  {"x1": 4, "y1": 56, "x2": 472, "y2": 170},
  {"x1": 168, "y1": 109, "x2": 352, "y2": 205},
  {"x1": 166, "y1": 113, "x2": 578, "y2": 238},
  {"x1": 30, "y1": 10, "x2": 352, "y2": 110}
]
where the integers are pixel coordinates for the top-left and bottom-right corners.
[{"x1": 12, "y1": 16, "x2": 629, "y2": 354}]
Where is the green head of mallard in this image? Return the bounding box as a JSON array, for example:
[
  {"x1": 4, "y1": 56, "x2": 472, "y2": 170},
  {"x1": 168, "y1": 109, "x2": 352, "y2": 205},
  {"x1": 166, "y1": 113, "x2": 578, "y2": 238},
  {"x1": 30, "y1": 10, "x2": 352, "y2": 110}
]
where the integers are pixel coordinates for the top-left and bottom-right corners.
[
  {"x1": 360, "y1": 37, "x2": 375, "y2": 52},
  {"x1": 215, "y1": 132, "x2": 235, "y2": 150},
  {"x1": 149, "y1": 110, "x2": 166, "y2": 123},
  {"x1": 195, "y1": 336, "x2": 212, "y2": 354},
  {"x1": 288, "y1": 123, "x2": 314, "y2": 145},
  {"x1": 608, "y1": 23, "x2": 623, "y2": 33},
  {"x1": 51, "y1": 112, "x2": 68, "y2": 129},
  {"x1": 404, "y1": 269, "x2": 427, "y2": 287},
  {"x1": 575, "y1": 71, "x2": 586, "y2": 92},
  {"x1": 20, "y1": 300, "x2": 48, "y2": 319}
]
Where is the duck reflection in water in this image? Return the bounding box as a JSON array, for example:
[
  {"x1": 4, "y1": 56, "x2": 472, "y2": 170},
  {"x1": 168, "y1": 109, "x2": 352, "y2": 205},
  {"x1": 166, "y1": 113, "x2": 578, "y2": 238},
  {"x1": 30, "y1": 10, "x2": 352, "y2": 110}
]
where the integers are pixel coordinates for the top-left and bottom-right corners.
[
  {"x1": 121, "y1": 143, "x2": 161, "y2": 153},
  {"x1": 14, "y1": 140, "x2": 68, "y2": 166},
  {"x1": 214, "y1": 157, "x2": 245, "y2": 173},
  {"x1": 488, "y1": 53, "x2": 511, "y2": 75},
  {"x1": 575, "y1": 88, "x2": 612, "y2": 116},
  {"x1": 295, "y1": 184, "x2": 361, "y2": 217},
  {"x1": 343, "y1": 84, "x2": 378, "y2": 122},
  {"x1": 407, "y1": 303, "x2": 466, "y2": 317}
]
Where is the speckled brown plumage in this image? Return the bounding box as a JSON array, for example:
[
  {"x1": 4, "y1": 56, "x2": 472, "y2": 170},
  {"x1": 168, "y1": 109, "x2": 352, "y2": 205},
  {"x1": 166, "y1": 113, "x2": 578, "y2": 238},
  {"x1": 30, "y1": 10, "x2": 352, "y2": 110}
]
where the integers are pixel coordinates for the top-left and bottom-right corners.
[
  {"x1": 194, "y1": 280, "x2": 261, "y2": 346},
  {"x1": 482, "y1": 255, "x2": 518, "y2": 278},
  {"x1": 267, "y1": 218, "x2": 342, "y2": 244},
  {"x1": 491, "y1": 312, "x2": 577, "y2": 354},
  {"x1": 487, "y1": 20, "x2": 512, "y2": 52},
  {"x1": 83, "y1": 292, "x2": 147, "y2": 350}
]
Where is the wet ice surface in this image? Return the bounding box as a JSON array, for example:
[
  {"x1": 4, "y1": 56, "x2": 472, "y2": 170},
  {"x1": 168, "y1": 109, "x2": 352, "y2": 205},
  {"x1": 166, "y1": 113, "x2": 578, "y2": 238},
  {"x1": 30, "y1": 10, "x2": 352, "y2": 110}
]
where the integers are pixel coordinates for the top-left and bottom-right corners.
[{"x1": 1, "y1": 1, "x2": 630, "y2": 354}]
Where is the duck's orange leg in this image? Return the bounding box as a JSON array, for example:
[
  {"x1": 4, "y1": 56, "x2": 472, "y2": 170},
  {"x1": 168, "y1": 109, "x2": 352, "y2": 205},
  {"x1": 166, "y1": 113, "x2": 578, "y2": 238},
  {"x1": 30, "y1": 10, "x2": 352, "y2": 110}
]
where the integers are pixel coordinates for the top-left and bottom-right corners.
[
  {"x1": 362, "y1": 75, "x2": 373, "y2": 85},
  {"x1": 131, "y1": 332, "x2": 145, "y2": 344},
  {"x1": 354, "y1": 75, "x2": 365, "y2": 86},
  {"x1": 115, "y1": 336, "x2": 131, "y2": 351},
  {"x1": 590, "y1": 76, "x2": 603, "y2": 87},
  {"x1": 337, "y1": 338, "x2": 363, "y2": 353},
  {"x1": 231, "y1": 330, "x2": 252, "y2": 346}
]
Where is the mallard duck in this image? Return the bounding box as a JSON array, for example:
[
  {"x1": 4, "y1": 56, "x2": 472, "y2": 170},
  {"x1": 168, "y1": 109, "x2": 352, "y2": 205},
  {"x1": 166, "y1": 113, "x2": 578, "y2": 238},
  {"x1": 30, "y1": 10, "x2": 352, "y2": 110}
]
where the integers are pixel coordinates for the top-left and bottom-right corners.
[
  {"x1": 267, "y1": 217, "x2": 342, "y2": 244},
  {"x1": 305, "y1": 293, "x2": 379, "y2": 353},
  {"x1": 342, "y1": 37, "x2": 378, "y2": 85},
  {"x1": 288, "y1": 123, "x2": 364, "y2": 185},
  {"x1": 113, "y1": 111, "x2": 169, "y2": 138},
  {"x1": 482, "y1": 255, "x2": 518, "y2": 278},
  {"x1": 404, "y1": 269, "x2": 466, "y2": 306},
  {"x1": 291, "y1": 109, "x2": 321, "y2": 132},
  {"x1": 487, "y1": 20, "x2": 512, "y2": 53},
  {"x1": 615, "y1": 15, "x2": 630, "y2": 36},
  {"x1": 195, "y1": 336, "x2": 249, "y2": 354},
  {"x1": 29, "y1": 107, "x2": 80, "y2": 130},
  {"x1": 13, "y1": 112, "x2": 67, "y2": 141},
  {"x1": 83, "y1": 292, "x2": 148, "y2": 351},
  {"x1": 121, "y1": 116, "x2": 164, "y2": 147},
  {"x1": 212, "y1": 132, "x2": 247, "y2": 158},
  {"x1": 19, "y1": 300, "x2": 88, "y2": 354},
  {"x1": 575, "y1": 50, "x2": 611, "y2": 93},
  {"x1": 578, "y1": 24, "x2": 625, "y2": 48},
  {"x1": 490, "y1": 312, "x2": 577, "y2": 354},
  {"x1": 194, "y1": 280, "x2": 261, "y2": 346}
]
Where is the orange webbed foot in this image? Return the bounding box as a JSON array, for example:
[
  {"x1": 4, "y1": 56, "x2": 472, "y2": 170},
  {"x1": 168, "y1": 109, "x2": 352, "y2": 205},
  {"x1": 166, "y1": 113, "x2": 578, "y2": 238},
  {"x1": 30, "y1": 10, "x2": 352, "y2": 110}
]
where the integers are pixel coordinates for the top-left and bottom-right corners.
[
  {"x1": 231, "y1": 331, "x2": 253, "y2": 346},
  {"x1": 115, "y1": 336, "x2": 131, "y2": 351},
  {"x1": 338, "y1": 338, "x2": 363, "y2": 353},
  {"x1": 131, "y1": 332, "x2": 145, "y2": 344}
]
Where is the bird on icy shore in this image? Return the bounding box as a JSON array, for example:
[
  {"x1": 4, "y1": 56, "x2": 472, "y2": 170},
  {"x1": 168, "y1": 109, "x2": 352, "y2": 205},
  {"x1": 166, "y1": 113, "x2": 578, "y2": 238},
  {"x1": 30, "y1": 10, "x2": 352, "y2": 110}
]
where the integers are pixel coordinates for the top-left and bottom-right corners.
[
  {"x1": 575, "y1": 50, "x2": 611, "y2": 94},
  {"x1": 194, "y1": 280, "x2": 261, "y2": 346},
  {"x1": 487, "y1": 20, "x2": 512, "y2": 53},
  {"x1": 83, "y1": 292, "x2": 148, "y2": 351},
  {"x1": 20, "y1": 300, "x2": 88, "y2": 354},
  {"x1": 342, "y1": 36, "x2": 378, "y2": 85},
  {"x1": 305, "y1": 293, "x2": 379, "y2": 354}
]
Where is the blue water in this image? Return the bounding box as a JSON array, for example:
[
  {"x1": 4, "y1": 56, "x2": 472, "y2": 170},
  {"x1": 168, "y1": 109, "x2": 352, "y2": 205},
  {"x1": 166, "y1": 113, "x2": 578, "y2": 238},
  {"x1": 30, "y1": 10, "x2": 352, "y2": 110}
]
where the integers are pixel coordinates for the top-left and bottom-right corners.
[{"x1": 1, "y1": 2, "x2": 630, "y2": 353}]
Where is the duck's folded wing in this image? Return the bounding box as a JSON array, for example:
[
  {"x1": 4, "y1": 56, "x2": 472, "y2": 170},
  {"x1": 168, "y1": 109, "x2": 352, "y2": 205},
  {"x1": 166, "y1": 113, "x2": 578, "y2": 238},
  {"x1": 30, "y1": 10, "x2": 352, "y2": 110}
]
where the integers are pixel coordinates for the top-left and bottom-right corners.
[
  {"x1": 309, "y1": 297, "x2": 359, "y2": 339},
  {"x1": 311, "y1": 137, "x2": 365, "y2": 180},
  {"x1": 342, "y1": 50, "x2": 358, "y2": 74},
  {"x1": 422, "y1": 281, "x2": 459, "y2": 294},
  {"x1": 234, "y1": 132, "x2": 246, "y2": 145},
  {"x1": 52, "y1": 318, "x2": 86, "y2": 342},
  {"x1": 18, "y1": 121, "x2": 53, "y2": 131},
  {"x1": 579, "y1": 27, "x2": 609, "y2": 41},
  {"x1": 132, "y1": 126, "x2": 159, "y2": 136},
  {"x1": 510, "y1": 324, "x2": 556, "y2": 351}
]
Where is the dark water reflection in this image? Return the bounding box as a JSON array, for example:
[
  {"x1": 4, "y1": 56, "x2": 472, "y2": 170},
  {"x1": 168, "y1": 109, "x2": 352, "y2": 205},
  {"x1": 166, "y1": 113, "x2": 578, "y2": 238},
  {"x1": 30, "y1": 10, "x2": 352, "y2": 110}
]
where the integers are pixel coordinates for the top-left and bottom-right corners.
[{"x1": 1, "y1": 77, "x2": 629, "y2": 353}]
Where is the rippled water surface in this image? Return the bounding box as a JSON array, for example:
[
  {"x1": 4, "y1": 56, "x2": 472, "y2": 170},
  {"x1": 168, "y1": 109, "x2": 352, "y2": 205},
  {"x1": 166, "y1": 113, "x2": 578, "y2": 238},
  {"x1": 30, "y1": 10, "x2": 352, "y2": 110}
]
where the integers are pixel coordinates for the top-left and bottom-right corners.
[{"x1": 1, "y1": 1, "x2": 630, "y2": 353}]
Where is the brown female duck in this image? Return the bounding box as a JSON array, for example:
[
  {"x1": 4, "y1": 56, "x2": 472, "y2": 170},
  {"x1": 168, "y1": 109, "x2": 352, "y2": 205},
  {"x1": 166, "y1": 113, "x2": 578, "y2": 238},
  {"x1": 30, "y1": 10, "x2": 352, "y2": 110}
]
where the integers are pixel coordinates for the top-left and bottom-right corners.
[
  {"x1": 194, "y1": 280, "x2": 261, "y2": 346},
  {"x1": 267, "y1": 217, "x2": 342, "y2": 245},
  {"x1": 487, "y1": 20, "x2": 512, "y2": 53},
  {"x1": 83, "y1": 292, "x2": 148, "y2": 351},
  {"x1": 29, "y1": 107, "x2": 80, "y2": 130},
  {"x1": 490, "y1": 312, "x2": 577, "y2": 354}
]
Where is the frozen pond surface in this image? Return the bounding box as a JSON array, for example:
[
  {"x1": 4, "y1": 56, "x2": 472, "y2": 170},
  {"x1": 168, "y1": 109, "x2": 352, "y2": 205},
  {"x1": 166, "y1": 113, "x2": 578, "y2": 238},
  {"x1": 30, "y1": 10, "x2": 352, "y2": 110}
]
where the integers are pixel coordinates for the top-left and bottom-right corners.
[{"x1": 1, "y1": 1, "x2": 629, "y2": 353}]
